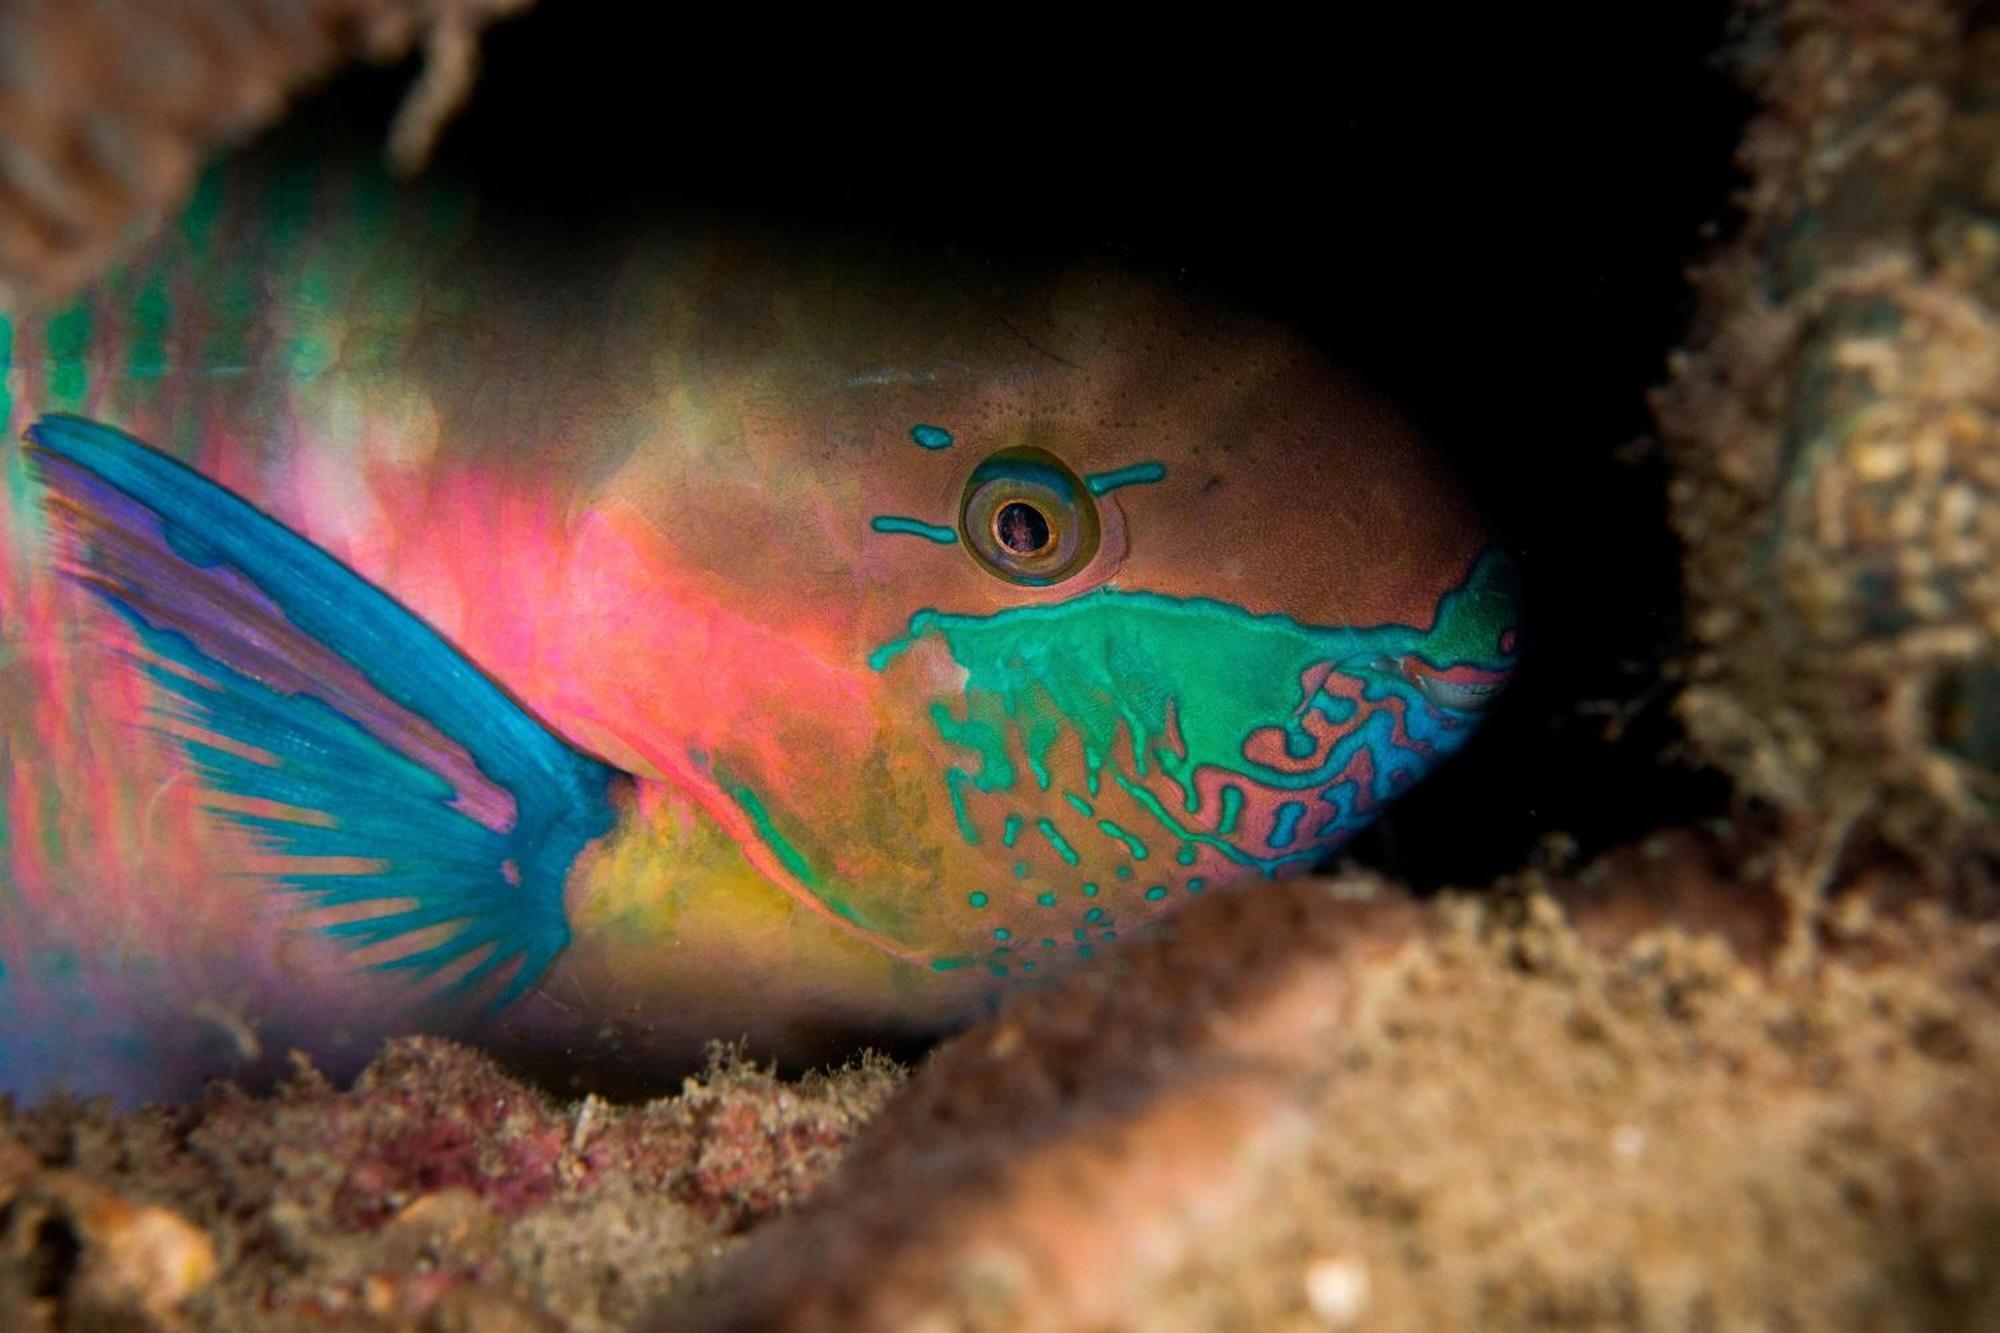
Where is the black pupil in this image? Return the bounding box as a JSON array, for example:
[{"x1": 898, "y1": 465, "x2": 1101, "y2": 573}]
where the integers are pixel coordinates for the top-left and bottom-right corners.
[{"x1": 996, "y1": 502, "x2": 1052, "y2": 555}]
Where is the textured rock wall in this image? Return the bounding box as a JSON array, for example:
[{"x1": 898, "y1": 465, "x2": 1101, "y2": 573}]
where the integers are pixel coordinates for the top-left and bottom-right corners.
[{"x1": 1656, "y1": 0, "x2": 2000, "y2": 863}]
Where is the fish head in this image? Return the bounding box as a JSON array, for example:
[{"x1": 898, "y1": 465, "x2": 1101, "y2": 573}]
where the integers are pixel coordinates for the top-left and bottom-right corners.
[{"x1": 572, "y1": 273, "x2": 1521, "y2": 982}]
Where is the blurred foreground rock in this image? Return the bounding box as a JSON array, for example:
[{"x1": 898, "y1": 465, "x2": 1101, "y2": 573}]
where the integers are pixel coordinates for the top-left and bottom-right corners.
[
  {"x1": 665, "y1": 841, "x2": 2000, "y2": 1331},
  {"x1": 0, "y1": 0, "x2": 530, "y2": 311},
  {"x1": 4, "y1": 846, "x2": 1996, "y2": 1330}
]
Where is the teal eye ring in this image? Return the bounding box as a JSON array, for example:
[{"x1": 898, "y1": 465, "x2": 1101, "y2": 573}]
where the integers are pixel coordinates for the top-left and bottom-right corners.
[{"x1": 959, "y1": 447, "x2": 1101, "y2": 585}]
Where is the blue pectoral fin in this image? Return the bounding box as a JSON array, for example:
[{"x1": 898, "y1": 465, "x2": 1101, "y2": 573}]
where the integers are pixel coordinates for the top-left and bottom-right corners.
[{"x1": 24, "y1": 413, "x2": 622, "y2": 1011}]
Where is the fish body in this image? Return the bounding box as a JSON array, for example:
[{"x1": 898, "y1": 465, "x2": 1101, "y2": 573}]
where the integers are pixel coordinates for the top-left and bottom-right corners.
[{"x1": 0, "y1": 162, "x2": 1519, "y2": 1102}]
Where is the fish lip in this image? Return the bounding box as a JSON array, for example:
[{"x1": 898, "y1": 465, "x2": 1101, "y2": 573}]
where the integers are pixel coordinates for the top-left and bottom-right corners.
[
  {"x1": 1330, "y1": 652, "x2": 1511, "y2": 713},
  {"x1": 1398, "y1": 658, "x2": 1511, "y2": 713}
]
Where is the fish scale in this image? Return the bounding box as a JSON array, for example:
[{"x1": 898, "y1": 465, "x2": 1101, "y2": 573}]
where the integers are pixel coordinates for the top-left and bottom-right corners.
[{"x1": 0, "y1": 156, "x2": 1521, "y2": 1104}]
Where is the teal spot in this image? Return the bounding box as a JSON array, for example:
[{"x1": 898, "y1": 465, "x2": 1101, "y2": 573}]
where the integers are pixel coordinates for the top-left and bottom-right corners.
[
  {"x1": 1043, "y1": 938, "x2": 1057, "y2": 949},
  {"x1": 987, "y1": 962, "x2": 1010, "y2": 977},
  {"x1": 1022, "y1": 960, "x2": 1037, "y2": 972},
  {"x1": 1270, "y1": 800, "x2": 1306, "y2": 849},
  {"x1": 1175, "y1": 843, "x2": 1197, "y2": 866},
  {"x1": 871, "y1": 515, "x2": 958, "y2": 544},
  {"x1": 1187, "y1": 878, "x2": 1206, "y2": 893},
  {"x1": 945, "y1": 768, "x2": 980, "y2": 845},
  {"x1": 1096, "y1": 818, "x2": 1148, "y2": 860},
  {"x1": 287, "y1": 334, "x2": 334, "y2": 378},
  {"x1": 1074, "y1": 928, "x2": 1088, "y2": 941},
  {"x1": 1023, "y1": 717, "x2": 1059, "y2": 790},
  {"x1": 178, "y1": 162, "x2": 227, "y2": 251},
  {"x1": 1100, "y1": 931, "x2": 1117, "y2": 941},
  {"x1": 1115, "y1": 866, "x2": 1134, "y2": 880},
  {"x1": 1002, "y1": 814, "x2": 1023, "y2": 847},
  {"x1": 1084, "y1": 462, "x2": 1167, "y2": 495},
  {"x1": 1035, "y1": 818, "x2": 1080, "y2": 865},
  {"x1": 1081, "y1": 882, "x2": 1100, "y2": 898},
  {"x1": 994, "y1": 927, "x2": 1012, "y2": 941},
  {"x1": 1013, "y1": 861, "x2": 1030, "y2": 878},
  {"x1": 911, "y1": 424, "x2": 954, "y2": 449},
  {"x1": 1079, "y1": 944, "x2": 1095, "y2": 959},
  {"x1": 1064, "y1": 791, "x2": 1094, "y2": 817},
  {"x1": 968, "y1": 891, "x2": 990, "y2": 908},
  {"x1": 931, "y1": 957, "x2": 974, "y2": 972},
  {"x1": 128, "y1": 275, "x2": 172, "y2": 381},
  {"x1": 45, "y1": 300, "x2": 92, "y2": 409},
  {"x1": 1144, "y1": 885, "x2": 1169, "y2": 902},
  {"x1": 1036, "y1": 892, "x2": 1057, "y2": 907},
  {"x1": 1085, "y1": 907, "x2": 1109, "y2": 924}
]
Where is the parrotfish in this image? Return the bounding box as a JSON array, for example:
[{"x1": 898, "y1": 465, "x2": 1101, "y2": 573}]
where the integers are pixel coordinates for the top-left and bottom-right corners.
[{"x1": 0, "y1": 161, "x2": 1520, "y2": 1104}]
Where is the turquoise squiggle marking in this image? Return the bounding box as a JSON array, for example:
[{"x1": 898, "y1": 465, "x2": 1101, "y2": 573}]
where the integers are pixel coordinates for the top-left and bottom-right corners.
[
  {"x1": 871, "y1": 515, "x2": 957, "y2": 543},
  {"x1": 1217, "y1": 784, "x2": 1244, "y2": 835},
  {"x1": 1035, "y1": 818, "x2": 1081, "y2": 865},
  {"x1": 1114, "y1": 772, "x2": 1321, "y2": 876},
  {"x1": 910, "y1": 424, "x2": 954, "y2": 449},
  {"x1": 1270, "y1": 800, "x2": 1305, "y2": 849},
  {"x1": 870, "y1": 553, "x2": 1518, "y2": 883},
  {"x1": 1084, "y1": 462, "x2": 1167, "y2": 495},
  {"x1": 944, "y1": 768, "x2": 979, "y2": 845},
  {"x1": 1095, "y1": 818, "x2": 1148, "y2": 860}
]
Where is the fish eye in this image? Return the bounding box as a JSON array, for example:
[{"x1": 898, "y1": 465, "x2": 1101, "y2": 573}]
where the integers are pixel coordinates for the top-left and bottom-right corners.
[
  {"x1": 960, "y1": 447, "x2": 1100, "y2": 585},
  {"x1": 994, "y1": 502, "x2": 1053, "y2": 555}
]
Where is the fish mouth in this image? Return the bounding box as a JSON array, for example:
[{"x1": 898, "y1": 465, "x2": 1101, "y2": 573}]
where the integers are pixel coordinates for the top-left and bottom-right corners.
[
  {"x1": 1398, "y1": 659, "x2": 1512, "y2": 714},
  {"x1": 1331, "y1": 652, "x2": 1512, "y2": 716}
]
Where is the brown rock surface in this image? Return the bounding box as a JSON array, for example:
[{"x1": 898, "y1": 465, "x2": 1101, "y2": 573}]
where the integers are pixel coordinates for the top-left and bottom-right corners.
[{"x1": 667, "y1": 837, "x2": 2000, "y2": 1331}]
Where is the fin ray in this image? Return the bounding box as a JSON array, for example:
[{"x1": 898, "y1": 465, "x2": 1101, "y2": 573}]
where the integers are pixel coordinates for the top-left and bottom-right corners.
[{"x1": 25, "y1": 414, "x2": 622, "y2": 1010}]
